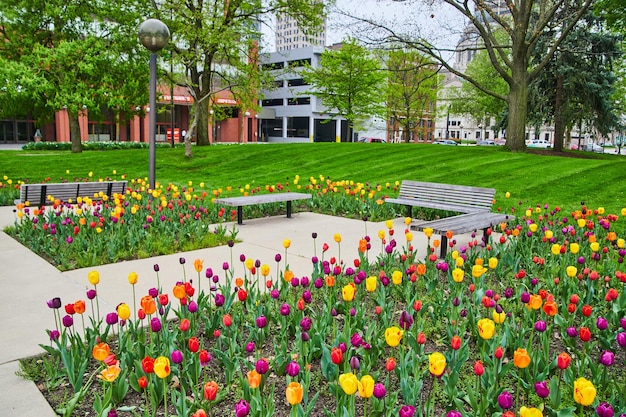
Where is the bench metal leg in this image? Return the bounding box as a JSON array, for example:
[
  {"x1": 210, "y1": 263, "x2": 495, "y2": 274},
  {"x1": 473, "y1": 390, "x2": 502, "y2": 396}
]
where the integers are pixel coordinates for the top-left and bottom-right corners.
[
  {"x1": 286, "y1": 201, "x2": 292, "y2": 218},
  {"x1": 237, "y1": 206, "x2": 243, "y2": 225},
  {"x1": 406, "y1": 205, "x2": 412, "y2": 218},
  {"x1": 440, "y1": 235, "x2": 448, "y2": 258}
]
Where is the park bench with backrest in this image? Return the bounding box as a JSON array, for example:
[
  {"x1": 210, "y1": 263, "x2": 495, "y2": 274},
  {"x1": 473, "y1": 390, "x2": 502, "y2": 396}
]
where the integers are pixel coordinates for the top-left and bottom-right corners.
[
  {"x1": 385, "y1": 180, "x2": 514, "y2": 257},
  {"x1": 16, "y1": 181, "x2": 128, "y2": 206},
  {"x1": 214, "y1": 192, "x2": 312, "y2": 225}
]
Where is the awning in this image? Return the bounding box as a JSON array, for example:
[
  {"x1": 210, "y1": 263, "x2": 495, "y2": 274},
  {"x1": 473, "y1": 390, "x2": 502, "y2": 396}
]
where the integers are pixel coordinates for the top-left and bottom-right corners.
[{"x1": 257, "y1": 107, "x2": 276, "y2": 119}]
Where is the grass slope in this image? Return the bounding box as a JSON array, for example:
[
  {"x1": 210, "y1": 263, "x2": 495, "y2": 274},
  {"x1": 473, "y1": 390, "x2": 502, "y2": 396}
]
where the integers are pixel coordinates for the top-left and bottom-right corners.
[{"x1": 1, "y1": 143, "x2": 624, "y2": 214}]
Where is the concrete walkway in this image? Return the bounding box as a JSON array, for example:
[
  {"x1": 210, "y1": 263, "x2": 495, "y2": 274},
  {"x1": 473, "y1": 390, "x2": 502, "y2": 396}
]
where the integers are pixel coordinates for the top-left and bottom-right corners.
[{"x1": 0, "y1": 204, "x2": 475, "y2": 415}]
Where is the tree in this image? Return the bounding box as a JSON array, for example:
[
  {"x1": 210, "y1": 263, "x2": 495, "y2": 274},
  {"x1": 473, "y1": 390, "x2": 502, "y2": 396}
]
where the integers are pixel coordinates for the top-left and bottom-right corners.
[
  {"x1": 354, "y1": 0, "x2": 596, "y2": 151},
  {"x1": 528, "y1": 12, "x2": 621, "y2": 151},
  {"x1": 301, "y1": 39, "x2": 388, "y2": 142},
  {"x1": 386, "y1": 49, "x2": 441, "y2": 143},
  {"x1": 145, "y1": 0, "x2": 325, "y2": 147},
  {"x1": 0, "y1": 0, "x2": 148, "y2": 152}
]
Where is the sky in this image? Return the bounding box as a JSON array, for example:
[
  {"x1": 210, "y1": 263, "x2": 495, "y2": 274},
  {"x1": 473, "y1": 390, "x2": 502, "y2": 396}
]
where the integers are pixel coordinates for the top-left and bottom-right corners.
[{"x1": 260, "y1": 0, "x2": 464, "y2": 57}]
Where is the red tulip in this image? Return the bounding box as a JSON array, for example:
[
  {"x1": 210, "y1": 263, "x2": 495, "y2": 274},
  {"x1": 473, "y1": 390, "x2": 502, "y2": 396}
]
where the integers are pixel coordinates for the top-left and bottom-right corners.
[
  {"x1": 385, "y1": 357, "x2": 396, "y2": 371},
  {"x1": 494, "y1": 346, "x2": 504, "y2": 359},
  {"x1": 474, "y1": 360, "x2": 484, "y2": 376},
  {"x1": 331, "y1": 347, "x2": 343, "y2": 365},
  {"x1": 142, "y1": 356, "x2": 155, "y2": 374},
  {"x1": 204, "y1": 381, "x2": 218, "y2": 401},
  {"x1": 582, "y1": 305, "x2": 592, "y2": 317},
  {"x1": 237, "y1": 289, "x2": 248, "y2": 302},
  {"x1": 557, "y1": 352, "x2": 571, "y2": 369},
  {"x1": 579, "y1": 326, "x2": 591, "y2": 342},
  {"x1": 417, "y1": 332, "x2": 426, "y2": 345},
  {"x1": 188, "y1": 337, "x2": 200, "y2": 353},
  {"x1": 222, "y1": 314, "x2": 233, "y2": 327},
  {"x1": 451, "y1": 335, "x2": 461, "y2": 350},
  {"x1": 138, "y1": 376, "x2": 148, "y2": 389}
]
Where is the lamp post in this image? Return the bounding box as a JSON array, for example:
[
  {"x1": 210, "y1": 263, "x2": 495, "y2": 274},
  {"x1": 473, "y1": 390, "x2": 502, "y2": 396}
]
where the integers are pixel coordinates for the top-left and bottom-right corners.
[
  {"x1": 445, "y1": 105, "x2": 451, "y2": 139},
  {"x1": 138, "y1": 18, "x2": 170, "y2": 192}
]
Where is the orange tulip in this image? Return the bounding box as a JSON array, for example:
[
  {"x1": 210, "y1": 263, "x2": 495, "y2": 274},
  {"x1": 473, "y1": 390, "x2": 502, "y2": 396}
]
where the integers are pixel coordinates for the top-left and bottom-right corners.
[
  {"x1": 514, "y1": 348, "x2": 531, "y2": 368},
  {"x1": 286, "y1": 381, "x2": 304, "y2": 405},
  {"x1": 140, "y1": 295, "x2": 156, "y2": 315},
  {"x1": 98, "y1": 363, "x2": 121, "y2": 382},
  {"x1": 73, "y1": 300, "x2": 86, "y2": 314},
  {"x1": 325, "y1": 275, "x2": 335, "y2": 287},
  {"x1": 543, "y1": 300, "x2": 558, "y2": 316},
  {"x1": 194, "y1": 259, "x2": 203, "y2": 273},
  {"x1": 92, "y1": 342, "x2": 111, "y2": 362},
  {"x1": 173, "y1": 284, "x2": 186, "y2": 300},
  {"x1": 204, "y1": 381, "x2": 218, "y2": 401},
  {"x1": 247, "y1": 370, "x2": 262, "y2": 388}
]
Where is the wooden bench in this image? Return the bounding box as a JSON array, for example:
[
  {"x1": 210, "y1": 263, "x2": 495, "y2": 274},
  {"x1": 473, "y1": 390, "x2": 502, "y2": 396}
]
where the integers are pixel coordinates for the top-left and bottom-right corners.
[
  {"x1": 16, "y1": 181, "x2": 128, "y2": 206},
  {"x1": 214, "y1": 192, "x2": 312, "y2": 225},
  {"x1": 385, "y1": 180, "x2": 514, "y2": 257}
]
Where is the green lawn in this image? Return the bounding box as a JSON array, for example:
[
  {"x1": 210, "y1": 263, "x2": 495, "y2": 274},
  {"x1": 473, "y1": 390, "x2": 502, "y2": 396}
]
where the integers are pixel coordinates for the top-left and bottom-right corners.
[{"x1": 1, "y1": 143, "x2": 625, "y2": 214}]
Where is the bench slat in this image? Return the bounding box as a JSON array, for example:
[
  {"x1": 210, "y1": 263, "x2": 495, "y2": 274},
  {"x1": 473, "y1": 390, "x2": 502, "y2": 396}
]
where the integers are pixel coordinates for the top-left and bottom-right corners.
[
  {"x1": 214, "y1": 192, "x2": 312, "y2": 224},
  {"x1": 19, "y1": 181, "x2": 127, "y2": 206}
]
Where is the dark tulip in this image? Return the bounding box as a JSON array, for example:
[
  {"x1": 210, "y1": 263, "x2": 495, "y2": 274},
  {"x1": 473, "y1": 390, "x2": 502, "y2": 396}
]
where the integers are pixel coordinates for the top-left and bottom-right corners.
[
  {"x1": 275, "y1": 254, "x2": 281, "y2": 262},
  {"x1": 62, "y1": 315, "x2": 73, "y2": 328},
  {"x1": 179, "y1": 257, "x2": 186, "y2": 265},
  {"x1": 312, "y1": 232, "x2": 317, "y2": 239},
  {"x1": 47, "y1": 297, "x2": 62, "y2": 309},
  {"x1": 349, "y1": 356, "x2": 360, "y2": 370},
  {"x1": 227, "y1": 240, "x2": 234, "y2": 247},
  {"x1": 301, "y1": 331, "x2": 309, "y2": 342},
  {"x1": 214, "y1": 293, "x2": 225, "y2": 306},
  {"x1": 153, "y1": 264, "x2": 160, "y2": 272}
]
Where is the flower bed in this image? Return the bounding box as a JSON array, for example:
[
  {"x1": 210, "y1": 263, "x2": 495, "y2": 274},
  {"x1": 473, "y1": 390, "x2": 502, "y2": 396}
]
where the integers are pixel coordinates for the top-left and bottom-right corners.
[{"x1": 25, "y1": 202, "x2": 626, "y2": 417}]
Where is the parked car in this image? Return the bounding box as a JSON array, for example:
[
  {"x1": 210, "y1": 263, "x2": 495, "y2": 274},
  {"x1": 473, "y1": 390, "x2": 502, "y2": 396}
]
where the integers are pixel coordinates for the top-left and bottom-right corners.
[
  {"x1": 477, "y1": 140, "x2": 497, "y2": 146},
  {"x1": 527, "y1": 140, "x2": 552, "y2": 149},
  {"x1": 358, "y1": 137, "x2": 387, "y2": 143},
  {"x1": 582, "y1": 143, "x2": 603, "y2": 153},
  {"x1": 432, "y1": 139, "x2": 458, "y2": 146}
]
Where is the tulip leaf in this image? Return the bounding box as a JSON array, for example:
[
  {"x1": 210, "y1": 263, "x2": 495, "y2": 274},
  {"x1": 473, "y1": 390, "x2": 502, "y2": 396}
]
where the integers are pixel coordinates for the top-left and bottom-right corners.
[{"x1": 556, "y1": 407, "x2": 576, "y2": 417}]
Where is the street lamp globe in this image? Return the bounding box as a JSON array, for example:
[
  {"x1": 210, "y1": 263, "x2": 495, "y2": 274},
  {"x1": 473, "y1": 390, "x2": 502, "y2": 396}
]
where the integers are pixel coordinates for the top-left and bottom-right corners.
[{"x1": 138, "y1": 19, "x2": 170, "y2": 52}]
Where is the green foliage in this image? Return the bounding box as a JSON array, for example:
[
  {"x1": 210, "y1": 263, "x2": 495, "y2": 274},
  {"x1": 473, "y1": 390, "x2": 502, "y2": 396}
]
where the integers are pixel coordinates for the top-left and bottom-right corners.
[{"x1": 301, "y1": 39, "x2": 388, "y2": 130}]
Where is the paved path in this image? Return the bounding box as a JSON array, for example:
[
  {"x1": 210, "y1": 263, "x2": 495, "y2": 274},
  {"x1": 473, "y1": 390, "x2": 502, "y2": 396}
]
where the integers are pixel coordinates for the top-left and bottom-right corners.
[{"x1": 0, "y1": 203, "x2": 478, "y2": 415}]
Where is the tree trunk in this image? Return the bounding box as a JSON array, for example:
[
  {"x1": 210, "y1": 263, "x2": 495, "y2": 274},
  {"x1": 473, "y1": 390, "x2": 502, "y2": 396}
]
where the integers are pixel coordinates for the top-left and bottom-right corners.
[
  {"x1": 184, "y1": 102, "x2": 198, "y2": 158},
  {"x1": 196, "y1": 98, "x2": 210, "y2": 146},
  {"x1": 238, "y1": 110, "x2": 244, "y2": 143},
  {"x1": 69, "y1": 112, "x2": 83, "y2": 153},
  {"x1": 506, "y1": 75, "x2": 528, "y2": 151},
  {"x1": 553, "y1": 74, "x2": 564, "y2": 152}
]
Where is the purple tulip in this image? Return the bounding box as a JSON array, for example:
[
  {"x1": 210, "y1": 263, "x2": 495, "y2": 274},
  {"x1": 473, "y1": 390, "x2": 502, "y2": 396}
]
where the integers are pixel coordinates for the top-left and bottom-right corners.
[
  {"x1": 256, "y1": 315, "x2": 267, "y2": 328},
  {"x1": 188, "y1": 301, "x2": 198, "y2": 313},
  {"x1": 300, "y1": 317, "x2": 312, "y2": 332},
  {"x1": 153, "y1": 264, "x2": 160, "y2": 272},
  {"x1": 566, "y1": 326, "x2": 578, "y2": 337},
  {"x1": 47, "y1": 297, "x2": 62, "y2": 309},
  {"x1": 106, "y1": 312, "x2": 118, "y2": 325},
  {"x1": 534, "y1": 381, "x2": 550, "y2": 398},
  {"x1": 301, "y1": 332, "x2": 309, "y2": 342},
  {"x1": 62, "y1": 315, "x2": 74, "y2": 328},
  {"x1": 399, "y1": 310, "x2": 413, "y2": 330},
  {"x1": 452, "y1": 297, "x2": 460, "y2": 307},
  {"x1": 171, "y1": 350, "x2": 183, "y2": 364},
  {"x1": 350, "y1": 307, "x2": 356, "y2": 316},
  {"x1": 399, "y1": 405, "x2": 415, "y2": 417},
  {"x1": 245, "y1": 342, "x2": 255, "y2": 353},
  {"x1": 596, "y1": 402, "x2": 615, "y2": 417},
  {"x1": 107, "y1": 409, "x2": 118, "y2": 417},
  {"x1": 212, "y1": 274, "x2": 219, "y2": 283},
  {"x1": 314, "y1": 278, "x2": 323, "y2": 288},
  {"x1": 349, "y1": 356, "x2": 360, "y2": 371},
  {"x1": 597, "y1": 316, "x2": 608, "y2": 331},
  {"x1": 49, "y1": 329, "x2": 60, "y2": 341},
  {"x1": 338, "y1": 342, "x2": 347, "y2": 353},
  {"x1": 222, "y1": 262, "x2": 229, "y2": 271},
  {"x1": 504, "y1": 288, "x2": 514, "y2": 298},
  {"x1": 254, "y1": 260, "x2": 261, "y2": 268},
  {"x1": 150, "y1": 317, "x2": 162, "y2": 332},
  {"x1": 214, "y1": 293, "x2": 225, "y2": 307},
  {"x1": 535, "y1": 320, "x2": 547, "y2": 332},
  {"x1": 498, "y1": 391, "x2": 513, "y2": 409},
  {"x1": 301, "y1": 276, "x2": 310, "y2": 287},
  {"x1": 621, "y1": 317, "x2": 626, "y2": 330},
  {"x1": 373, "y1": 383, "x2": 386, "y2": 399},
  {"x1": 205, "y1": 268, "x2": 213, "y2": 278},
  {"x1": 351, "y1": 333, "x2": 364, "y2": 347},
  {"x1": 616, "y1": 332, "x2": 626, "y2": 347},
  {"x1": 280, "y1": 303, "x2": 291, "y2": 316},
  {"x1": 599, "y1": 350, "x2": 615, "y2": 367},
  {"x1": 521, "y1": 292, "x2": 530, "y2": 303},
  {"x1": 302, "y1": 290, "x2": 312, "y2": 303},
  {"x1": 86, "y1": 289, "x2": 97, "y2": 300},
  {"x1": 311, "y1": 256, "x2": 319, "y2": 264},
  {"x1": 271, "y1": 289, "x2": 280, "y2": 299},
  {"x1": 148, "y1": 287, "x2": 159, "y2": 298},
  {"x1": 235, "y1": 399, "x2": 250, "y2": 417},
  {"x1": 446, "y1": 412, "x2": 462, "y2": 417},
  {"x1": 255, "y1": 359, "x2": 269, "y2": 374},
  {"x1": 285, "y1": 361, "x2": 300, "y2": 377}
]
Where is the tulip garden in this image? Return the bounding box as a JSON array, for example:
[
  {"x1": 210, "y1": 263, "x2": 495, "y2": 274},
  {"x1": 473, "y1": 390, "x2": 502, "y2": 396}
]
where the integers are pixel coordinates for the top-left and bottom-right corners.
[{"x1": 9, "y1": 176, "x2": 626, "y2": 417}]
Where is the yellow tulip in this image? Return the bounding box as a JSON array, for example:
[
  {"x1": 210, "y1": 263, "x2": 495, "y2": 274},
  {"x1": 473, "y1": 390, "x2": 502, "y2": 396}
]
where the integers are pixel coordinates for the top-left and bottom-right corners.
[
  {"x1": 128, "y1": 272, "x2": 138, "y2": 285},
  {"x1": 286, "y1": 382, "x2": 303, "y2": 405},
  {"x1": 544, "y1": 230, "x2": 553, "y2": 239},
  {"x1": 261, "y1": 264, "x2": 270, "y2": 277},
  {"x1": 385, "y1": 220, "x2": 393, "y2": 230},
  {"x1": 577, "y1": 218, "x2": 586, "y2": 228},
  {"x1": 245, "y1": 258, "x2": 254, "y2": 270},
  {"x1": 492, "y1": 309, "x2": 505, "y2": 324},
  {"x1": 404, "y1": 217, "x2": 412, "y2": 225},
  {"x1": 590, "y1": 242, "x2": 599, "y2": 252},
  {"x1": 283, "y1": 239, "x2": 291, "y2": 249},
  {"x1": 429, "y1": 352, "x2": 446, "y2": 376},
  {"x1": 597, "y1": 207, "x2": 604, "y2": 214},
  {"x1": 334, "y1": 233, "x2": 342, "y2": 243},
  {"x1": 551, "y1": 244, "x2": 561, "y2": 255},
  {"x1": 452, "y1": 268, "x2": 464, "y2": 283},
  {"x1": 618, "y1": 238, "x2": 625, "y2": 249},
  {"x1": 488, "y1": 257, "x2": 498, "y2": 269},
  {"x1": 525, "y1": 209, "x2": 532, "y2": 217},
  {"x1": 117, "y1": 303, "x2": 131, "y2": 321},
  {"x1": 423, "y1": 228, "x2": 433, "y2": 238},
  {"x1": 455, "y1": 256, "x2": 464, "y2": 267},
  {"x1": 358, "y1": 375, "x2": 375, "y2": 398},
  {"x1": 566, "y1": 266, "x2": 578, "y2": 278},
  {"x1": 472, "y1": 264, "x2": 487, "y2": 278},
  {"x1": 88, "y1": 270, "x2": 100, "y2": 285},
  {"x1": 520, "y1": 406, "x2": 543, "y2": 417},
  {"x1": 573, "y1": 377, "x2": 596, "y2": 406},
  {"x1": 365, "y1": 276, "x2": 377, "y2": 292},
  {"x1": 385, "y1": 326, "x2": 404, "y2": 347},
  {"x1": 505, "y1": 191, "x2": 510, "y2": 198},
  {"x1": 477, "y1": 318, "x2": 495, "y2": 339},
  {"x1": 339, "y1": 373, "x2": 358, "y2": 395},
  {"x1": 378, "y1": 230, "x2": 386, "y2": 240},
  {"x1": 570, "y1": 243, "x2": 580, "y2": 254},
  {"x1": 342, "y1": 284, "x2": 356, "y2": 301},
  {"x1": 154, "y1": 356, "x2": 171, "y2": 379},
  {"x1": 392, "y1": 270, "x2": 403, "y2": 285},
  {"x1": 405, "y1": 232, "x2": 413, "y2": 242},
  {"x1": 529, "y1": 223, "x2": 538, "y2": 232},
  {"x1": 622, "y1": 208, "x2": 626, "y2": 217}
]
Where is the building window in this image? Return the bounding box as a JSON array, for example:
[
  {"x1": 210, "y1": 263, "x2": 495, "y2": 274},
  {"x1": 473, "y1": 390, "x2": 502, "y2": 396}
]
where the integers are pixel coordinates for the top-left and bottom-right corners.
[
  {"x1": 287, "y1": 117, "x2": 309, "y2": 137},
  {"x1": 288, "y1": 97, "x2": 310, "y2": 106},
  {"x1": 288, "y1": 58, "x2": 311, "y2": 67},
  {"x1": 262, "y1": 62, "x2": 284, "y2": 70},
  {"x1": 274, "y1": 80, "x2": 284, "y2": 88},
  {"x1": 287, "y1": 78, "x2": 308, "y2": 87},
  {"x1": 261, "y1": 98, "x2": 284, "y2": 107}
]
